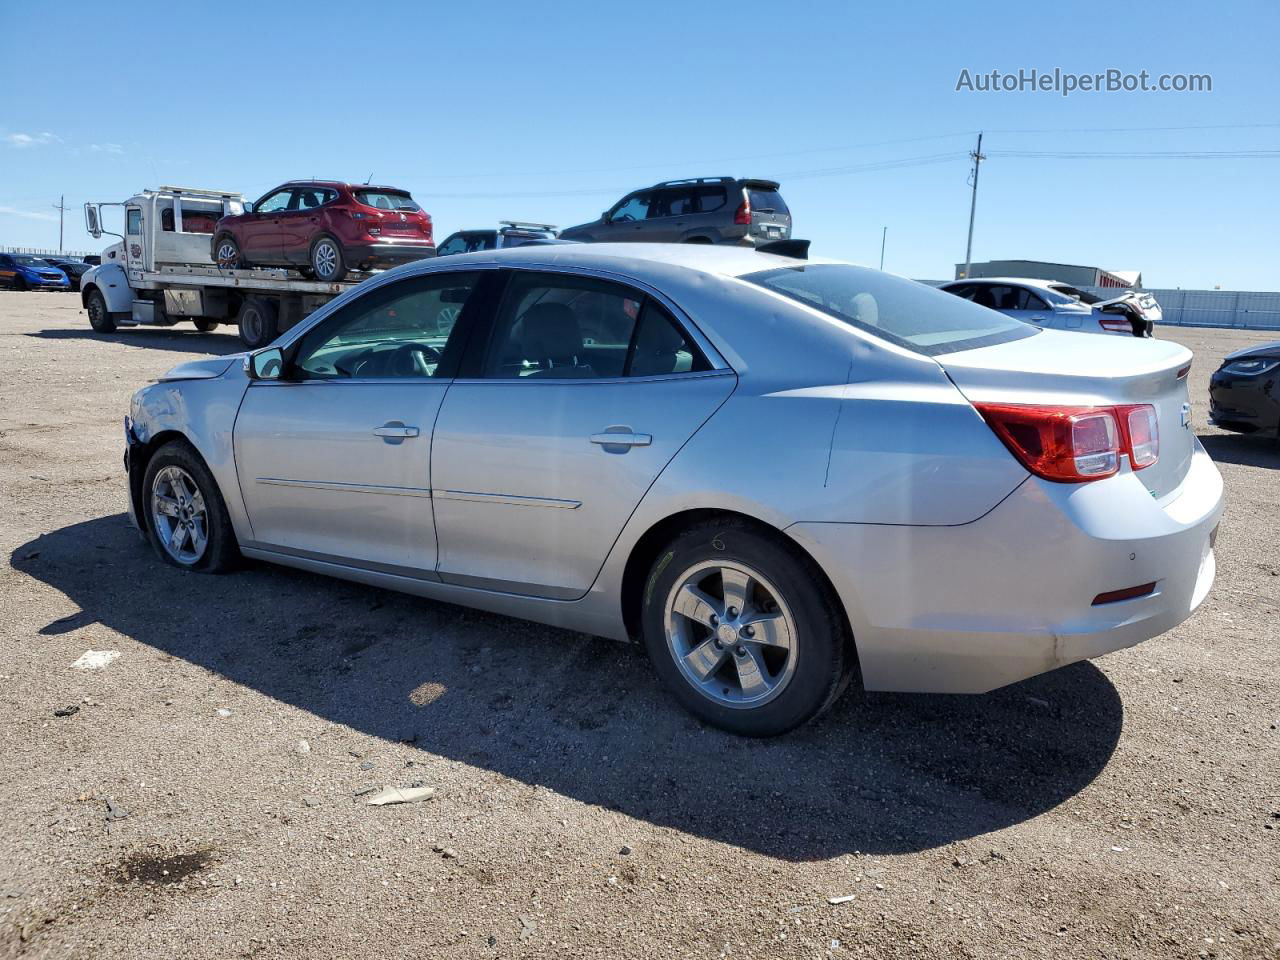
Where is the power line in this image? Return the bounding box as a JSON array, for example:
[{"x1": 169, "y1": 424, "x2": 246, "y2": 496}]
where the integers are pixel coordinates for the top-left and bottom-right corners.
[{"x1": 988, "y1": 149, "x2": 1280, "y2": 159}]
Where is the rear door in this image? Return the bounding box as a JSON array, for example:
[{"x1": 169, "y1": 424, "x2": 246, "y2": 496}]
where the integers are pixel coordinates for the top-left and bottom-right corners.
[
  {"x1": 743, "y1": 181, "x2": 791, "y2": 242},
  {"x1": 431, "y1": 268, "x2": 735, "y2": 598},
  {"x1": 644, "y1": 186, "x2": 698, "y2": 242},
  {"x1": 276, "y1": 186, "x2": 331, "y2": 265},
  {"x1": 233, "y1": 269, "x2": 489, "y2": 573}
]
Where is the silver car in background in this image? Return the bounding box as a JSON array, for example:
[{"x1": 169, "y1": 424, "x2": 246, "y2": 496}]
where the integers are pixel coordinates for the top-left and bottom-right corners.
[
  {"x1": 940, "y1": 277, "x2": 1161, "y2": 337},
  {"x1": 122, "y1": 244, "x2": 1222, "y2": 735}
]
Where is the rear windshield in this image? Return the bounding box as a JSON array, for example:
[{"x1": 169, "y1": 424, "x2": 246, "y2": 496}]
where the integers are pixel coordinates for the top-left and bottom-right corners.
[
  {"x1": 746, "y1": 187, "x2": 788, "y2": 215},
  {"x1": 744, "y1": 264, "x2": 1038, "y2": 357},
  {"x1": 355, "y1": 190, "x2": 420, "y2": 212}
]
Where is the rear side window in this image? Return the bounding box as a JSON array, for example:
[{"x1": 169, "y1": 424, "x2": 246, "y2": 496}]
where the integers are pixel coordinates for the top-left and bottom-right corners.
[
  {"x1": 744, "y1": 264, "x2": 1037, "y2": 357},
  {"x1": 649, "y1": 188, "x2": 696, "y2": 218},
  {"x1": 695, "y1": 186, "x2": 727, "y2": 212},
  {"x1": 355, "y1": 190, "x2": 421, "y2": 212},
  {"x1": 746, "y1": 187, "x2": 788, "y2": 215},
  {"x1": 483, "y1": 272, "x2": 709, "y2": 379}
]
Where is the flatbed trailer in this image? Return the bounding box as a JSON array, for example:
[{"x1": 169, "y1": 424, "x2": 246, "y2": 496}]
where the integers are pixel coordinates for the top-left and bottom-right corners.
[{"x1": 80, "y1": 186, "x2": 378, "y2": 347}]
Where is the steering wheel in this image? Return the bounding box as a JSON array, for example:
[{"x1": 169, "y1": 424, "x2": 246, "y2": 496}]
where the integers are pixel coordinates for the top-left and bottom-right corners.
[
  {"x1": 615, "y1": 213, "x2": 635, "y2": 223},
  {"x1": 387, "y1": 342, "x2": 442, "y2": 377}
]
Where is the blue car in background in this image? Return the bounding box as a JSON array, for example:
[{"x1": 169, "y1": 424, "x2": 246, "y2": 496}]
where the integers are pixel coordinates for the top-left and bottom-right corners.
[{"x1": 0, "y1": 253, "x2": 70, "y2": 290}]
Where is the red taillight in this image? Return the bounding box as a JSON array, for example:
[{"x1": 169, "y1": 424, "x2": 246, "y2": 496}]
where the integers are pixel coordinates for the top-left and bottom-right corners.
[
  {"x1": 976, "y1": 402, "x2": 1159, "y2": 481},
  {"x1": 421, "y1": 213, "x2": 433, "y2": 243},
  {"x1": 1098, "y1": 314, "x2": 1132, "y2": 333},
  {"x1": 1117, "y1": 404, "x2": 1159, "y2": 468},
  {"x1": 733, "y1": 191, "x2": 751, "y2": 225}
]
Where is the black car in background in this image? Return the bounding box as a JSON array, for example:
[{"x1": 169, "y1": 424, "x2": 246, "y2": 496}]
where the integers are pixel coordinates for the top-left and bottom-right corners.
[
  {"x1": 560, "y1": 177, "x2": 791, "y2": 246},
  {"x1": 46, "y1": 258, "x2": 92, "y2": 291},
  {"x1": 1209, "y1": 340, "x2": 1280, "y2": 437}
]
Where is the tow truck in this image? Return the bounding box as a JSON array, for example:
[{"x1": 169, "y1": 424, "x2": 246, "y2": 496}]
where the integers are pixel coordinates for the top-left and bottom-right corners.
[{"x1": 80, "y1": 186, "x2": 375, "y2": 348}]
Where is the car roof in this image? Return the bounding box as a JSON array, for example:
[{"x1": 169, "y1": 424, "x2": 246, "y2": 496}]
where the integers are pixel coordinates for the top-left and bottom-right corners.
[
  {"x1": 278, "y1": 180, "x2": 409, "y2": 192},
  {"x1": 417, "y1": 241, "x2": 827, "y2": 280}
]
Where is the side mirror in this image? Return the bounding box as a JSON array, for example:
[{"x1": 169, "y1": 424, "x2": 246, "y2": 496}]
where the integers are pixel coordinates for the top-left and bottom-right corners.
[
  {"x1": 601, "y1": 210, "x2": 611, "y2": 223},
  {"x1": 84, "y1": 204, "x2": 102, "y2": 239},
  {"x1": 244, "y1": 346, "x2": 284, "y2": 381},
  {"x1": 243, "y1": 201, "x2": 254, "y2": 214}
]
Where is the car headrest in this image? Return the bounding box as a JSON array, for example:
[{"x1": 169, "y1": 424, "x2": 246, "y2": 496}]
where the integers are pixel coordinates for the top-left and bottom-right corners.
[{"x1": 521, "y1": 303, "x2": 582, "y2": 360}]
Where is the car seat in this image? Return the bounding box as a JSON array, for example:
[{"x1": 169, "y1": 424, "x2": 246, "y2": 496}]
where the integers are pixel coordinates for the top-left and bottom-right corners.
[{"x1": 519, "y1": 303, "x2": 595, "y2": 378}]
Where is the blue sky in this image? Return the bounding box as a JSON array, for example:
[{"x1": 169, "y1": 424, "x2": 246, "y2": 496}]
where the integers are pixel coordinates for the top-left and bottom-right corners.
[{"x1": 2, "y1": 0, "x2": 1277, "y2": 288}]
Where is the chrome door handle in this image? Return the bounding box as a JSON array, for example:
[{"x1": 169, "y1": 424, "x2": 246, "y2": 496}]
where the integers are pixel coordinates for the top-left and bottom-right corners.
[
  {"x1": 373, "y1": 423, "x2": 419, "y2": 441},
  {"x1": 590, "y1": 431, "x2": 651, "y2": 447}
]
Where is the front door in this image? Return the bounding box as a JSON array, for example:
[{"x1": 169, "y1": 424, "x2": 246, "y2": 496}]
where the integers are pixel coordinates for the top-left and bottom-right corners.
[
  {"x1": 598, "y1": 191, "x2": 653, "y2": 242},
  {"x1": 276, "y1": 185, "x2": 330, "y2": 265},
  {"x1": 431, "y1": 269, "x2": 735, "y2": 599},
  {"x1": 241, "y1": 188, "x2": 294, "y2": 263},
  {"x1": 233, "y1": 269, "x2": 487, "y2": 574}
]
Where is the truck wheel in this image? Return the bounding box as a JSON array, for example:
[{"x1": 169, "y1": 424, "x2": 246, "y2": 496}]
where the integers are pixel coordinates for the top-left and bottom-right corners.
[
  {"x1": 310, "y1": 235, "x2": 347, "y2": 282},
  {"x1": 214, "y1": 234, "x2": 245, "y2": 270},
  {"x1": 194, "y1": 318, "x2": 218, "y2": 332},
  {"x1": 86, "y1": 289, "x2": 116, "y2": 332},
  {"x1": 236, "y1": 297, "x2": 278, "y2": 349}
]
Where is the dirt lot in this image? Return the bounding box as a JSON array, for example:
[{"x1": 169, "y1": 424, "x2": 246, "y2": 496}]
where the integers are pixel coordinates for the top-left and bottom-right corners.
[{"x1": 1, "y1": 291, "x2": 1277, "y2": 960}]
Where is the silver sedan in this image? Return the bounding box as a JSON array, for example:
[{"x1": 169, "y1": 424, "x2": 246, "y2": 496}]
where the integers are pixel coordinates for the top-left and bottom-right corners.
[{"x1": 122, "y1": 244, "x2": 1223, "y2": 735}]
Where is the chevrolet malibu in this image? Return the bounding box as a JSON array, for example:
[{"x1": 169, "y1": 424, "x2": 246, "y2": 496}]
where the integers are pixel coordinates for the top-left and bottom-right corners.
[{"x1": 122, "y1": 244, "x2": 1223, "y2": 736}]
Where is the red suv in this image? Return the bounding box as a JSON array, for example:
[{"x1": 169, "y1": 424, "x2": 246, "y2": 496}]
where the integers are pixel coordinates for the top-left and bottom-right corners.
[{"x1": 211, "y1": 180, "x2": 435, "y2": 282}]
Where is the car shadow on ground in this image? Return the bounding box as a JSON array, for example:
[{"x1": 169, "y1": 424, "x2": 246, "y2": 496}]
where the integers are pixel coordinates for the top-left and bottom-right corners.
[
  {"x1": 26, "y1": 328, "x2": 244, "y2": 356},
  {"x1": 12, "y1": 514, "x2": 1124, "y2": 862},
  {"x1": 1198, "y1": 433, "x2": 1279, "y2": 469}
]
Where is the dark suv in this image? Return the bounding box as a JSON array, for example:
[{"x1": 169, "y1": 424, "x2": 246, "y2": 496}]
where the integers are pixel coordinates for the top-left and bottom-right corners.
[
  {"x1": 559, "y1": 177, "x2": 790, "y2": 246},
  {"x1": 436, "y1": 221, "x2": 559, "y2": 256},
  {"x1": 212, "y1": 180, "x2": 435, "y2": 282}
]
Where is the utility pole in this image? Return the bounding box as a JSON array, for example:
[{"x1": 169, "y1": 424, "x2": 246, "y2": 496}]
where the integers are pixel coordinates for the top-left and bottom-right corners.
[
  {"x1": 53, "y1": 195, "x2": 66, "y2": 253},
  {"x1": 962, "y1": 132, "x2": 984, "y2": 279},
  {"x1": 879, "y1": 226, "x2": 887, "y2": 271}
]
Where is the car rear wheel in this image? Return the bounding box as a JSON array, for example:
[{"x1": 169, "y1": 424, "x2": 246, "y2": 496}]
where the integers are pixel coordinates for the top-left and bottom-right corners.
[
  {"x1": 214, "y1": 234, "x2": 245, "y2": 270},
  {"x1": 640, "y1": 519, "x2": 854, "y2": 736},
  {"x1": 86, "y1": 288, "x2": 115, "y2": 332},
  {"x1": 310, "y1": 235, "x2": 347, "y2": 282},
  {"x1": 236, "y1": 296, "x2": 278, "y2": 349},
  {"x1": 141, "y1": 441, "x2": 239, "y2": 573}
]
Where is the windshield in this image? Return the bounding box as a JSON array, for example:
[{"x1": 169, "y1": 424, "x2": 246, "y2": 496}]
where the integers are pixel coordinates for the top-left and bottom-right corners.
[
  {"x1": 11, "y1": 256, "x2": 51, "y2": 266},
  {"x1": 355, "y1": 190, "x2": 420, "y2": 212},
  {"x1": 745, "y1": 264, "x2": 1038, "y2": 356}
]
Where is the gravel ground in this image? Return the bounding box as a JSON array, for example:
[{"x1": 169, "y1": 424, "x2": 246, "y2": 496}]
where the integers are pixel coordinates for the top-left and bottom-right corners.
[{"x1": 1, "y1": 291, "x2": 1277, "y2": 960}]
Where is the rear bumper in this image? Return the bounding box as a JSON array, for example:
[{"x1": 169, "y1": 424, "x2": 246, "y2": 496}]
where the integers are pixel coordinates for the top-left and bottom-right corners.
[
  {"x1": 346, "y1": 241, "x2": 437, "y2": 267},
  {"x1": 788, "y1": 444, "x2": 1224, "y2": 694}
]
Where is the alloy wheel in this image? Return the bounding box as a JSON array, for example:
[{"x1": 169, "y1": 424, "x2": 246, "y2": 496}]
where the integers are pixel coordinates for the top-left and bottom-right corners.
[
  {"x1": 215, "y1": 240, "x2": 239, "y2": 268},
  {"x1": 312, "y1": 240, "x2": 339, "y2": 279},
  {"x1": 151, "y1": 466, "x2": 209, "y2": 565},
  {"x1": 663, "y1": 560, "x2": 798, "y2": 709}
]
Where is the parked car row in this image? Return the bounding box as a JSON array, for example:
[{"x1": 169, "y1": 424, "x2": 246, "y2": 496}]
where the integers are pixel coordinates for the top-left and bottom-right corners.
[
  {"x1": 0, "y1": 252, "x2": 95, "y2": 291},
  {"x1": 939, "y1": 277, "x2": 1160, "y2": 338}
]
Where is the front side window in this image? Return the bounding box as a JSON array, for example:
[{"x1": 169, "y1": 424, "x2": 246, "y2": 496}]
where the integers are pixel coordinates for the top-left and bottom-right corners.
[
  {"x1": 744, "y1": 264, "x2": 1037, "y2": 357},
  {"x1": 608, "y1": 193, "x2": 650, "y2": 223},
  {"x1": 437, "y1": 235, "x2": 466, "y2": 256},
  {"x1": 292, "y1": 272, "x2": 482, "y2": 379},
  {"x1": 255, "y1": 190, "x2": 292, "y2": 214},
  {"x1": 126, "y1": 209, "x2": 142, "y2": 235},
  {"x1": 483, "y1": 272, "x2": 709, "y2": 380}
]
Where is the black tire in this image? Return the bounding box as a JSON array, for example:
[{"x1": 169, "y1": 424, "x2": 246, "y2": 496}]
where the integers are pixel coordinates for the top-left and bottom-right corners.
[
  {"x1": 14, "y1": 275, "x2": 29, "y2": 291},
  {"x1": 640, "y1": 518, "x2": 854, "y2": 737},
  {"x1": 236, "y1": 296, "x2": 278, "y2": 349},
  {"x1": 141, "y1": 440, "x2": 239, "y2": 573},
  {"x1": 309, "y1": 234, "x2": 347, "y2": 282},
  {"x1": 682, "y1": 236, "x2": 714, "y2": 244},
  {"x1": 213, "y1": 233, "x2": 246, "y2": 270},
  {"x1": 86, "y1": 288, "x2": 116, "y2": 332},
  {"x1": 193, "y1": 318, "x2": 218, "y2": 332}
]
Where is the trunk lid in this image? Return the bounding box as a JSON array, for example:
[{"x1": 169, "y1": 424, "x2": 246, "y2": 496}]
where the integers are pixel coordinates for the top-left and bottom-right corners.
[{"x1": 937, "y1": 330, "x2": 1195, "y2": 499}]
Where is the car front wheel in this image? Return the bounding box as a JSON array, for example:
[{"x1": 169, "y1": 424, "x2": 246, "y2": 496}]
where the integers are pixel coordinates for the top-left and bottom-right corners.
[
  {"x1": 141, "y1": 441, "x2": 239, "y2": 573},
  {"x1": 640, "y1": 519, "x2": 854, "y2": 736},
  {"x1": 213, "y1": 234, "x2": 245, "y2": 270}
]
